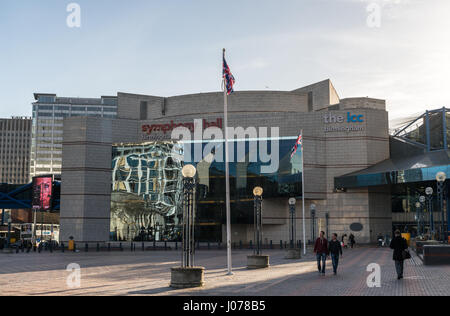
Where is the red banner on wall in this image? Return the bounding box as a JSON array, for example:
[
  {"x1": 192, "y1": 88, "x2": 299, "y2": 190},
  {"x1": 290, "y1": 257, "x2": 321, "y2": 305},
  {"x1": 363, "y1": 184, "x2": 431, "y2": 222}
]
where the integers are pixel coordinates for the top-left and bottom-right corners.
[{"x1": 32, "y1": 176, "x2": 53, "y2": 211}]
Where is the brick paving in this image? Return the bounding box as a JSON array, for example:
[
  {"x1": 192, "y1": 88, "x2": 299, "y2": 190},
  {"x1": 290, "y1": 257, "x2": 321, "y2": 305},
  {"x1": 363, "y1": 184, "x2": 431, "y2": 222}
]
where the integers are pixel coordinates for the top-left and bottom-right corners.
[{"x1": 0, "y1": 246, "x2": 448, "y2": 296}]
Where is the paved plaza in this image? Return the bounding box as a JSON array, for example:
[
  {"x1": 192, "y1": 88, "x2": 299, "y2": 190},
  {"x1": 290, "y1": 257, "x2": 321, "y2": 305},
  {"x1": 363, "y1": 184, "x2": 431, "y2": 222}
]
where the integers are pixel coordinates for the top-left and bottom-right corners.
[{"x1": 0, "y1": 246, "x2": 448, "y2": 296}]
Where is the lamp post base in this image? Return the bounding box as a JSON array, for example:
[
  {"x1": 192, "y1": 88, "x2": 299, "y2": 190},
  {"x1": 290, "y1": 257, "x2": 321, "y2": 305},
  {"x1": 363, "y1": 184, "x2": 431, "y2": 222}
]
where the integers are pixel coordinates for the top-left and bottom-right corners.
[
  {"x1": 285, "y1": 248, "x2": 302, "y2": 259},
  {"x1": 170, "y1": 267, "x2": 205, "y2": 289},
  {"x1": 247, "y1": 255, "x2": 270, "y2": 269}
]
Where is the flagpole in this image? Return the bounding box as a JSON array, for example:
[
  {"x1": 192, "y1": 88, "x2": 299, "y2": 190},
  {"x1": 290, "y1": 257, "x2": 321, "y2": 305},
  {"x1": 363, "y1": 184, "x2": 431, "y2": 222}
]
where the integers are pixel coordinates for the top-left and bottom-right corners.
[
  {"x1": 301, "y1": 130, "x2": 306, "y2": 255},
  {"x1": 223, "y1": 48, "x2": 233, "y2": 275}
]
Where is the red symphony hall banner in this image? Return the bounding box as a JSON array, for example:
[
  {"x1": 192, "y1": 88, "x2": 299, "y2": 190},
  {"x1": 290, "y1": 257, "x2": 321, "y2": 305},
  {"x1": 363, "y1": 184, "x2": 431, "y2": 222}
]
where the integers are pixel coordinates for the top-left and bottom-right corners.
[{"x1": 142, "y1": 118, "x2": 223, "y2": 135}]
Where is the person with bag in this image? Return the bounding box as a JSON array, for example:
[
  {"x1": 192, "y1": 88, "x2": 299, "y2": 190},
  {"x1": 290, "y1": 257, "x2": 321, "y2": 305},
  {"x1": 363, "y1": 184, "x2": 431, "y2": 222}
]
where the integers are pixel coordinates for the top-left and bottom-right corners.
[{"x1": 389, "y1": 230, "x2": 409, "y2": 280}]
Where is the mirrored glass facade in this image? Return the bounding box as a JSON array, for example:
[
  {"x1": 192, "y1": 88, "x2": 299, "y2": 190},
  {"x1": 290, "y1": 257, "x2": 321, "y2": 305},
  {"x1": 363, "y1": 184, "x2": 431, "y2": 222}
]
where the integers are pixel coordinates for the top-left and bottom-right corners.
[{"x1": 110, "y1": 138, "x2": 302, "y2": 242}]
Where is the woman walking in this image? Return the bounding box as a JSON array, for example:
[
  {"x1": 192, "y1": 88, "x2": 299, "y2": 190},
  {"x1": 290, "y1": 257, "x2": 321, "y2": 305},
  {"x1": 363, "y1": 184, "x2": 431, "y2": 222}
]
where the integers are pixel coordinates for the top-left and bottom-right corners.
[{"x1": 390, "y1": 230, "x2": 408, "y2": 280}]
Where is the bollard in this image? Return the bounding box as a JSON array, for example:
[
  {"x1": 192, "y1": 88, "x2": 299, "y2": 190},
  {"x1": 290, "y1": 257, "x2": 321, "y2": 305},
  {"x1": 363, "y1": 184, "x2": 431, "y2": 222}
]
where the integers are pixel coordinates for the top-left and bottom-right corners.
[
  {"x1": 249, "y1": 240, "x2": 253, "y2": 249},
  {"x1": 208, "y1": 242, "x2": 210, "y2": 250},
  {"x1": 284, "y1": 241, "x2": 287, "y2": 249},
  {"x1": 49, "y1": 243, "x2": 53, "y2": 253},
  {"x1": 280, "y1": 240, "x2": 283, "y2": 249},
  {"x1": 97, "y1": 243, "x2": 100, "y2": 252},
  {"x1": 218, "y1": 242, "x2": 221, "y2": 250},
  {"x1": 108, "y1": 243, "x2": 111, "y2": 251},
  {"x1": 131, "y1": 242, "x2": 134, "y2": 252},
  {"x1": 142, "y1": 242, "x2": 145, "y2": 251},
  {"x1": 175, "y1": 241, "x2": 178, "y2": 250},
  {"x1": 164, "y1": 241, "x2": 167, "y2": 251},
  {"x1": 270, "y1": 240, "x2": 273, "y2": 249},
  {"x1": 73, "y1": 243, "x2": 77, "y2": 252},
  {"x1": 85, "y1": 243, "x2": 88, "y2": 252},
  {"x1": 61, "y1": 242, "x2": 65, "y2": 253},
  {"x1": 120, "y1": 243, "x2": 123, "y2": 251},
  {"x1": 239, "y1": 240, "x2": 243, "y2": 250}
]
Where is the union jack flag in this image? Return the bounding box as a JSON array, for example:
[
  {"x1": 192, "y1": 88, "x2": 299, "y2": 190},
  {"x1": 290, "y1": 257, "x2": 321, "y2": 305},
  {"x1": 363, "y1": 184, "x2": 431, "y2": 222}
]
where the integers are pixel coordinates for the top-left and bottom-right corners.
[
  {"x1": 291, "y1": 133, "x2": 303, "y2": 159},
  {"x1": 223, "y1": 54, "x2": 235, "y2": 95}
]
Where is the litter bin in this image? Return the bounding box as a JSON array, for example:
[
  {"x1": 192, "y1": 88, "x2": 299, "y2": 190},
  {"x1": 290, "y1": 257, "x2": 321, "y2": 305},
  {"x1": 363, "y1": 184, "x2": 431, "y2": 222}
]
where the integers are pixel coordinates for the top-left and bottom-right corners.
[
  {"x1": 68, "y1": 239, "x2": 75, "y2": 251},
  {"x1": 402, "y1": 233, "x2": 411, "y2": 247}
]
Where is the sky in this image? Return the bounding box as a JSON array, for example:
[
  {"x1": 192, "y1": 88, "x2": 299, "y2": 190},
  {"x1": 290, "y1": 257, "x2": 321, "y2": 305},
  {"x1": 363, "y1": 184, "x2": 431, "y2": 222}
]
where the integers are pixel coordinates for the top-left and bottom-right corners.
[{"x1": 1, "y1": 0, "x2": 450, "y2": 122}]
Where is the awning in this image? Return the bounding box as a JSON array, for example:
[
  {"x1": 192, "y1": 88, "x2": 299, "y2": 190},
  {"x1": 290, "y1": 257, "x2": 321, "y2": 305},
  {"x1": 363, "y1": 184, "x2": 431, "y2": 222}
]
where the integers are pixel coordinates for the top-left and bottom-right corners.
[{"x1": 335, "y1": 150, "x2": 450, "y2": 189}]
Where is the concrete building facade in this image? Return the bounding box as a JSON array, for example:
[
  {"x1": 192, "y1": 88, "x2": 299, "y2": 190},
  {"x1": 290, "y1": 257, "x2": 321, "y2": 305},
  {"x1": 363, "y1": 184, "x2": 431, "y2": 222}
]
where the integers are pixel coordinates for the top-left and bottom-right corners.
[
  {"x1": 31, "y1": 94, "x2": 118, "y2": 179},
  {"x1": 59, "y1": 79, "x2": 392, "y2": 244},
  {"x1": 0, "y1": 117, "x2": 32, "y2": 184}
]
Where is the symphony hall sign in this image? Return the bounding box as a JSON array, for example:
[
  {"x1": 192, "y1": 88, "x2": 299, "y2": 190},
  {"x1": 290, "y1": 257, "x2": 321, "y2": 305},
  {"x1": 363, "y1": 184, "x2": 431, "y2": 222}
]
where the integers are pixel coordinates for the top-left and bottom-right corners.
[{"x1": 141, "y1": 118, "x2": 223, "y2": 140}]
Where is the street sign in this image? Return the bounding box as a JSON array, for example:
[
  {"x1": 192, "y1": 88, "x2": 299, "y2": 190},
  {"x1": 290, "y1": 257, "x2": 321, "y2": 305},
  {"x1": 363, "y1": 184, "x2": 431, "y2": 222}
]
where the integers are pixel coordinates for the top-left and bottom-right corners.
[
  {"x1": 288, "y1": 198, "x2": 296, "y2": 205},
  {"x1": 419, "y1": 196, "x2": 426, "y2": 203},
  {"x1": 426, "y1": 187, "x2": 433, "y2": 195}
]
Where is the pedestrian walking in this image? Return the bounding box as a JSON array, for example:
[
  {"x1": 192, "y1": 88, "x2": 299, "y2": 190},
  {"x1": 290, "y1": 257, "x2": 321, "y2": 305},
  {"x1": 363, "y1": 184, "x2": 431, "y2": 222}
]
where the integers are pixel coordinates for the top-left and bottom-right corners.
[
  {"x1": 349, "y1": 233, "x2": 355, "y2": 249},
  {"x1": 328, "y1": 233, "x2": 343, "y2": 275},
  {"x1": 314, "y1": 231, "x2": 328, "y2": 275},
  {"x1": 390, "y1": 229, "x2": 409, "y2": 280},
  {"x1": 341, "y1": 234, "x2": 347, "y2": 249},
  {"x1": 377, "y1": 233, "x2": 384, "y2": 247}
]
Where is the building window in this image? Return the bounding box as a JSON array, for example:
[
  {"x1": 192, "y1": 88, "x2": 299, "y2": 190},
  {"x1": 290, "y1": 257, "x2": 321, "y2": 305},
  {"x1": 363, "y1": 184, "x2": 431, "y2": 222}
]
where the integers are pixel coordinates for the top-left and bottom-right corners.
[{"x1": 38, "y1": 96, "x2": 55, "y2": 103}]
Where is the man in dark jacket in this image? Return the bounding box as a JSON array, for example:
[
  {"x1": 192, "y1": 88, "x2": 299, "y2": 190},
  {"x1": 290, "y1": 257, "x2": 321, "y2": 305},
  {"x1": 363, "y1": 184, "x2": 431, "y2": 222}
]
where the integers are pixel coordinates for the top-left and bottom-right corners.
[
  {"x1": 314, "y1": 231, "x2": 328, "y2": 275},
  {"x1": 328, "y1": 233, "x2": 343, "y2": 275},
  {"x1": 349, "y1": 233, "x2": 355, "y2": 249},
  {"x1": 390, "y1": 230, "x2": 408, "y2": 280}
]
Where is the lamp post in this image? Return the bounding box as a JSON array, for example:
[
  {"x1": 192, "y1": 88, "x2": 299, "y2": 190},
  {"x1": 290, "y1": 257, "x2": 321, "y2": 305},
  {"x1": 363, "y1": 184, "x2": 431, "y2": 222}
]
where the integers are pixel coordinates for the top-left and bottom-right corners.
[
  {"x1": 325, "y1": 212, "x2": 330, "y2": 240},
  {"x1": 436, "y1": 172, "x2": 446, "y2": 241},
  {"x1": 419, "y1": 196, "x2": 426, "y2": 236},
  {"x1": 170, "y1": 164, "x2": 205, "y2": 289},
  {"x1": 285, "y1": 198, "x2": 302, "y2": 259},
  {"x1": 253, "y1": 187, "x2": 263, "y2": 256},
  {"x1": 425, "y1": 186, "x2": 434, "y2": 238},
  {"x1": 247, "y1": 187, "x2": 270, "y2": 269},
  {"x1": 181, "y1": 164, "x2": 197, "y2": 268},
  {"x1": 310, "y1": 204, "x2": 316, "y2": 242},
  {"x1": 415, "y1": 202, "x2": 422, "y2": 238},
  {"x1": 6, "y1": 218, "x2": 12, "y2": 250},
  {"x1": 288, "y1": 198, "x2": 296, "y2": 249}
]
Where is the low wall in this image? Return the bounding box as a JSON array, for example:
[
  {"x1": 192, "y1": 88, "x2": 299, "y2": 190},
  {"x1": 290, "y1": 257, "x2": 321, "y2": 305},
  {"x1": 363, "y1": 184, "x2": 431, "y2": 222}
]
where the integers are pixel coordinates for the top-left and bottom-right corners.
[
  {"x1": 423, "y1": 245, "x2": 450, "y2": 265},
  {"x1": 412, "y1": 240, "x2": 441, "y2": 255}
]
